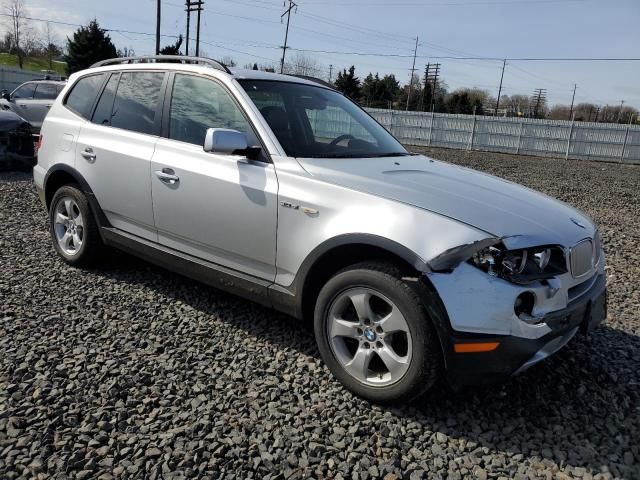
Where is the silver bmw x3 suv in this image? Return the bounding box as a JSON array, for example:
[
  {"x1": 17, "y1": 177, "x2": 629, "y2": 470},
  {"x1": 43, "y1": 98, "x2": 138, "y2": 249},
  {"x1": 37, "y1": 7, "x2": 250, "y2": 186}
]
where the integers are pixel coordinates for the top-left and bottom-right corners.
[{"x1": 34, "y1": 56, "x2": 606, "y2": 403}]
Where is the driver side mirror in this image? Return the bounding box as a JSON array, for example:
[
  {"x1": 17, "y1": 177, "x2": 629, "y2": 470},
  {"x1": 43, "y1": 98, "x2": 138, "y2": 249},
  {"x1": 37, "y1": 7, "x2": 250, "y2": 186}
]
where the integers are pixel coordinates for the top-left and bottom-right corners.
[
  {"x1": 203, "y1": 128, "x2": 261, "y2": 161},
  {"x1": 1, "y1": 90, "x2": 11, "y2": 101}
]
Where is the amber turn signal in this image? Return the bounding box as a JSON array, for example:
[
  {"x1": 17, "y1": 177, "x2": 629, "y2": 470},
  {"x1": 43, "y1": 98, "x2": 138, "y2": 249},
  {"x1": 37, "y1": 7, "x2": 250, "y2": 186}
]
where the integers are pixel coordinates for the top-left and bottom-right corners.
[{"x1": 454, "y1": 342, "x2": 500, "y2": 353}]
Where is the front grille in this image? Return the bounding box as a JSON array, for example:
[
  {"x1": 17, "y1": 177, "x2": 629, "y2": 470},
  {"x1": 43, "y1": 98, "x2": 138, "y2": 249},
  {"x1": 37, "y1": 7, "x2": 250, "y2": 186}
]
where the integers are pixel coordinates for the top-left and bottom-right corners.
[{"x1": 570, "y1": 239, "x2": 594, "y2": 278}]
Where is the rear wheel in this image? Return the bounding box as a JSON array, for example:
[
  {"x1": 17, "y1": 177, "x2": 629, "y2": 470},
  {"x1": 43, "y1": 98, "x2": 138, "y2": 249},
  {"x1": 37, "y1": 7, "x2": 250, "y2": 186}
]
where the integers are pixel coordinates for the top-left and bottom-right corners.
[
  {"x1": 49, "y1": 185, "x2": 102, "y2": 267},
  {"x1": 314, "y1": 261, "x2": 442, "y2": 403}
]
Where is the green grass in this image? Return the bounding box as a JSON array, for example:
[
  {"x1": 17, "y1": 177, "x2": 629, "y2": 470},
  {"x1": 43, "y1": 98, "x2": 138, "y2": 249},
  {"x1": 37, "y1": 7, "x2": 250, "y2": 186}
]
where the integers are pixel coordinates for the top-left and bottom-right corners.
[{"x1": 0, "y1": 53, "x2": 66, "y2": 76}]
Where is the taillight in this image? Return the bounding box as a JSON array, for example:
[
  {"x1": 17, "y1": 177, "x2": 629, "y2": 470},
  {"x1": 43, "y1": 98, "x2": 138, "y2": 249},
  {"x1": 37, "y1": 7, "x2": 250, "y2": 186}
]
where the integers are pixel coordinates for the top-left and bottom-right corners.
[{"x1": 35, "y1": 135, "x2": 43, "y2": 154}]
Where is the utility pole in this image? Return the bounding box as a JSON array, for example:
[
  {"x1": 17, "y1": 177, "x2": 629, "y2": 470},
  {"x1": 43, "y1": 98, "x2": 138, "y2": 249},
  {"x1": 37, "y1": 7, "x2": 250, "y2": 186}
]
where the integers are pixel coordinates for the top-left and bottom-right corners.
[
  {"x1": 196, "y1": 1, "x2": 203, "y2": 56},
  {"x1": 328, "y1": 64, "x2": 333, "y2": 83},
  {"x1": 495, "y1": 59, "x2": 506, "y2": 116},
  {"x1": 155, "y1": 0, "x2": 161, "y2": 55},
  {"x1": 405, "y1": 36, "x2": 419, "y2": 111},
  {"x1": 429, "y1": 63, "x2": 440, "y2": 112},
  {"x1": 420, "y1": 63, "x2": 430, "y2": 111},
  {"x1": 185, "y1": 0, "x2": 190, "y2": 55},
  {"x1": 280, "y1": 0, "x2": 297, "y2": 74},
  {"x1": 568, "y1": 83, "x2": 577, "y2": 120},
  {"x1": 185, "y1": 1, "x2": 204, "y2": 56},
  {"x1": 616, "y1": 99, "x2": 625, "y2": 123},
  {"x1": 532, "y1": 88, "x2": 547, "y2": 119}
]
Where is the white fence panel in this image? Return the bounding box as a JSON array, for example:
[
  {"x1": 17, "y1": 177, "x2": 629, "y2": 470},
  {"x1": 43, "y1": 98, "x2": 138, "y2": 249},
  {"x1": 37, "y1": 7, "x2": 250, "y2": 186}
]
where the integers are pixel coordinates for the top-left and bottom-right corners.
[{"x1": 365, "y1": 108, "x2": 640, "y2": 164}]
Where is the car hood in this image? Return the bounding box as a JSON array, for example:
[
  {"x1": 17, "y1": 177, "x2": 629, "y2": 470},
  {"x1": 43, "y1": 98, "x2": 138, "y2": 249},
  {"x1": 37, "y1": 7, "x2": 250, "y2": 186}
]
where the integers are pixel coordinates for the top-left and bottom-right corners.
[
  {"x1": 298, "y1": 154, "x2": 595, "y2": 249},
  {"x1": 0, "y1": 109, "x2": 29, "y2": 131}
]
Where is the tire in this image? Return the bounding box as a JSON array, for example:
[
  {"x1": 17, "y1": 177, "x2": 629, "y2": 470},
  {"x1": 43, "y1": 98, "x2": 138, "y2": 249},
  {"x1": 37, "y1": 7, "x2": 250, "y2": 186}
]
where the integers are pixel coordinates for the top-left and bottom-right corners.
[
  {"x1": 314, "y1": 261, "x2": 443, "y2": 403},
  {"x1": 49, "y1": 184, "x2": 102, "y2": 267}
]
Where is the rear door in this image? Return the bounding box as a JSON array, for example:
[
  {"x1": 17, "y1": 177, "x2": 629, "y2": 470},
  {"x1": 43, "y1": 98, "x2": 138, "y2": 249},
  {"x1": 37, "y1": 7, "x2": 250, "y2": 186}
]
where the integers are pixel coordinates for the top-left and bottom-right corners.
[
  {"x1": 75, "y1": 70, "x2": 167, "y2": 241},
  {"x1": 150, "y1": 72, "x2": 278, "y2": 280}
]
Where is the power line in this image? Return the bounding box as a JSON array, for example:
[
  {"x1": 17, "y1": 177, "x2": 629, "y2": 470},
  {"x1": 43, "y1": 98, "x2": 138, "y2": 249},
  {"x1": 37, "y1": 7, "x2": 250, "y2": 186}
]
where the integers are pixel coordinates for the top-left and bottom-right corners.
[
  {"x1": 294, "y1": 0, "x2": 583, "y2": 5},
  {"x1": 5, "y1": 12, "x2": 639, "y2": 64}
]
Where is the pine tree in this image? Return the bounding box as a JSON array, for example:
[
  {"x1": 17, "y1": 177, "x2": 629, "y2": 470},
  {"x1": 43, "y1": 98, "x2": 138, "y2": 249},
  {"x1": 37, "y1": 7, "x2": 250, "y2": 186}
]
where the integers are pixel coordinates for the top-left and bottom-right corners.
[
  {"x1": 334, "y1": 66, "x2": 360, "y2": 100},
  {"x1": 64, "y1": 20, "x2": 117, "y2": 75},
  {"x1": 159, "y1": 35, "x2": 183, "y2": 55}
]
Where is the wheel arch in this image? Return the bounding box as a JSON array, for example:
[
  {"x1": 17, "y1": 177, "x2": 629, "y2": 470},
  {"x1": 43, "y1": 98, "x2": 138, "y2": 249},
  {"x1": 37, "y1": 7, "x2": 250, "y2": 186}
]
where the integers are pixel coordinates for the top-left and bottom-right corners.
[
  {"x1": 293, "y1": 234, "x2": 429, "y2": 323},
  {"x1": 44, "y1": 164, "x2": 92, "y2": 209},
  {"x1": 44, "y1": 164, "x2": 111, "y2": 229}
]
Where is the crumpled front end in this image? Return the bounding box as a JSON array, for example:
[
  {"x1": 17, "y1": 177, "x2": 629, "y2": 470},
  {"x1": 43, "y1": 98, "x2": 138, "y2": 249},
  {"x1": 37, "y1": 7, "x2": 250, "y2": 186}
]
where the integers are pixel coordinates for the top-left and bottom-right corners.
[{"x1": 425, "y1": 232, "x2": 607, "y2": 385}]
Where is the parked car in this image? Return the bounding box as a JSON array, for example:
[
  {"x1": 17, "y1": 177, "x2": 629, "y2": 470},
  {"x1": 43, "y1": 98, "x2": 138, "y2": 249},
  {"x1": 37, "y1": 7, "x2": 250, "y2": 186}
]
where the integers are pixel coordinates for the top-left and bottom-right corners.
[
  {"x1": 34, "y1": 56, "x2": 606, "y2": 403},
  {"x1": 0, "y1": 110, "x2": 35, "y2": 170},
  {"x1": 0, "y1": 80, "x2": 66, "y2": 134}
]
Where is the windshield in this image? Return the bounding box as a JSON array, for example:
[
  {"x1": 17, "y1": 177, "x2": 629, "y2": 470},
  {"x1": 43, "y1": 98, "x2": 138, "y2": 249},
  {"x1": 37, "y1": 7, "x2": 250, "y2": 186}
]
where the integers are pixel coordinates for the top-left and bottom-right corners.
[{"x1": 238, "y1": 79, "x2": 408, "y2": 158}]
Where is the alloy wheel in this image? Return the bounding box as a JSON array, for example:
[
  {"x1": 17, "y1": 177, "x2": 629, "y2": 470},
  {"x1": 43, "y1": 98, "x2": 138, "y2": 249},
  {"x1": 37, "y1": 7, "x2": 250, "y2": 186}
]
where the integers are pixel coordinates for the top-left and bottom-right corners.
[
  {"x1": 53, "y1": 196, "x2": 84, "y2": 256},
  {"x1": 326, "y1": 287, "x2": 413, "y2": 387}
]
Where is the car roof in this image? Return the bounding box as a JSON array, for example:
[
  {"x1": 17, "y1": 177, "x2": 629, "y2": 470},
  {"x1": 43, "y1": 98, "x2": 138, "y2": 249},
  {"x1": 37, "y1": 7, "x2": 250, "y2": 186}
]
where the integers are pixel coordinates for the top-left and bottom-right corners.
[
  {"x1": 78, "y1": 61, "x2": 333, "y2": 90},
  {"x1": 22, "y1": 80, "x2": 67, "y2": 85}
]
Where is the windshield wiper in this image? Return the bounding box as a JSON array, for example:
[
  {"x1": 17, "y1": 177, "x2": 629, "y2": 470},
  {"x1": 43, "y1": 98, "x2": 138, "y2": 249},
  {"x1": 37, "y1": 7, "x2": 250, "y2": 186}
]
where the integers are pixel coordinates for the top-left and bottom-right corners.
[{"x1": 307, "y1": 152, "x2": 412, "y2": 159}]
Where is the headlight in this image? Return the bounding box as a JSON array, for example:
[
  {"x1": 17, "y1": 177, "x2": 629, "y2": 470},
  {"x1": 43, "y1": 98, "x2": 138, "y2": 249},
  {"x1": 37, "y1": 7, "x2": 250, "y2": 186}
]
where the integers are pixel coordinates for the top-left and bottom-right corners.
[{"x1": 471, "y1": 244, "x2": 567, "y2": 284}]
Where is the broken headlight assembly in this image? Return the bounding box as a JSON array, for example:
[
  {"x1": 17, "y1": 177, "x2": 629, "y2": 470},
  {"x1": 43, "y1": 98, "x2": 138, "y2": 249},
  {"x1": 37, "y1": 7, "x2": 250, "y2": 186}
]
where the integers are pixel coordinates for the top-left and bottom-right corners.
[{"x1": 470, "y1": 244, "x2": 567, "y2": 284}]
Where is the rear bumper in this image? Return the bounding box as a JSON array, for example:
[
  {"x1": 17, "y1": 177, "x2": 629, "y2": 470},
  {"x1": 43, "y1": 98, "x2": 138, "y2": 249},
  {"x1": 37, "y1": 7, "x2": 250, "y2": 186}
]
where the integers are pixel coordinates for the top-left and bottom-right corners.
[{"x1": 444, "y1": 273, "x2": 606, "y2": 386}]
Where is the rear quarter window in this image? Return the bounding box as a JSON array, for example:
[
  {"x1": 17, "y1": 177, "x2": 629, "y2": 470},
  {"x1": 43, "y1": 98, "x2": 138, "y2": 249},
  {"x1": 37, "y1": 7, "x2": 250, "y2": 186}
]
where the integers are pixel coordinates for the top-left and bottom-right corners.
[{"x1": 64, "y1": 74, "x2": 106, "y2": 119}]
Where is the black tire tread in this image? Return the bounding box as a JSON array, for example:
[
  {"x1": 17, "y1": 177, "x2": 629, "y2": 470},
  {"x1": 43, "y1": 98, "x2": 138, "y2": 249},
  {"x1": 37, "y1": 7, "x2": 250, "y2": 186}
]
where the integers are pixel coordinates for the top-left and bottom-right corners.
[{"x1": 314, "y1": 260, "x2": 443, "y2": 403}]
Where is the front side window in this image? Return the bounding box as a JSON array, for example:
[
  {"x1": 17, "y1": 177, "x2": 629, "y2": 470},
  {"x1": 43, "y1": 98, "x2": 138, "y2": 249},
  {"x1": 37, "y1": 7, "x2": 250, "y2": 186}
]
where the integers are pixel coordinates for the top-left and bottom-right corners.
[
  {"x1": 239, "y1": 80, "x2": 407, "y2": 158},
  {"x1": 65, "y1": 74, "x2": 106, "y2": 119},
  {"x1": 169, "y1": 73, "x2": 257, "y2": 147},
  {"x1": 110, "y1": 71, "x2": 165, "y2": 135},
  {"x1": 12, "y1": 83, "x2": 36, "y2": 100},
  {"x1": 34, "y1": 83, "x2": 59, "y2": 100}
]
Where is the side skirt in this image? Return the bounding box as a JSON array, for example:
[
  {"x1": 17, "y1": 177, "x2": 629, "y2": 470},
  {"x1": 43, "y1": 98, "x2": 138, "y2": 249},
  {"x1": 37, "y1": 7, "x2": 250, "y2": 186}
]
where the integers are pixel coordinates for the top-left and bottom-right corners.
[{"x1": 101, "y1": 227, "x2": 281, "y2": 311}]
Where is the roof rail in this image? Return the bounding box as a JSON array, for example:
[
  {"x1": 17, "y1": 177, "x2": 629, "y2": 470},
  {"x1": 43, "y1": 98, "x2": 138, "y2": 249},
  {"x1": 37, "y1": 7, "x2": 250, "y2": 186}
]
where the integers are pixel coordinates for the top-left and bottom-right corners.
[
  {"x1": 287, "y1": 74, "x2": 335, "y2": 89},
  {"x1": 90, "y1": 55, "x2": 231, "y2": 73}
]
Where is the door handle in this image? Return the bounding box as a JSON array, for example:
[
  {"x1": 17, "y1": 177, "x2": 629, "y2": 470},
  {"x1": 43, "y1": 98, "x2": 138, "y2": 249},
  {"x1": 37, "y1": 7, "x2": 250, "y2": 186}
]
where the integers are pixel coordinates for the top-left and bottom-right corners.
[
  {"x1": 80, "y1": 147, "x2": 96, "y2": 161},
  {"x1": 155, "y1": 168, "x2": 180, "y2": 185}
]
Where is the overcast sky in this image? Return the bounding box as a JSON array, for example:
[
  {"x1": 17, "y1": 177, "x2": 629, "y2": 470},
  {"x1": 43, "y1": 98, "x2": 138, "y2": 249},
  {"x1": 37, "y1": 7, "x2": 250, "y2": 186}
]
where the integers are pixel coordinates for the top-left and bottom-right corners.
[{"x1": 26, "y1": 0, "x2": 640, "y2": 108}]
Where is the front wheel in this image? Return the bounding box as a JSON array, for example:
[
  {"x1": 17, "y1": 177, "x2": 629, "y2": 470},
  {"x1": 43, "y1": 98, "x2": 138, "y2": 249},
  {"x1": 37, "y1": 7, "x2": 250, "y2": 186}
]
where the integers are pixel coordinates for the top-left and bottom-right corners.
[{"x1": 314, "y1": 261, "x2": 442, "y2": 403}]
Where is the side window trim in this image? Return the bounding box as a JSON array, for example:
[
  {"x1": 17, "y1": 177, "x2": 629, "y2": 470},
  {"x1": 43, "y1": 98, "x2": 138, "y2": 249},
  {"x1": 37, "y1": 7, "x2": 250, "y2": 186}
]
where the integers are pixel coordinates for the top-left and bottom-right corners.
[
  {"x1": 161, "y1": 71, "x2": 271, "y2": 163},
  {"x1": 63, "y1": 73, "x2": 109, "y2": 119}
]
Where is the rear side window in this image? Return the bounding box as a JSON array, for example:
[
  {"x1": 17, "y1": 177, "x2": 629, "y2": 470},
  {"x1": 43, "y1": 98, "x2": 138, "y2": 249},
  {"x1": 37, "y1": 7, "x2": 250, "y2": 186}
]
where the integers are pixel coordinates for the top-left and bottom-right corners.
[
  {"x1": 12, "y1": 83, "x2": 36, "y2": 99},
  {"x1": 65, "y1": 74, "x2": 106, "y2": 119},
  {"x1": 34, "y1": 83, "x2": 59, "y2": 100},
  {"x1": 92, "y1": 74, "x2": 119, "y2": 126},
  {"x1": 110, "y1": 71, "x2": 165, "y2": 135}
]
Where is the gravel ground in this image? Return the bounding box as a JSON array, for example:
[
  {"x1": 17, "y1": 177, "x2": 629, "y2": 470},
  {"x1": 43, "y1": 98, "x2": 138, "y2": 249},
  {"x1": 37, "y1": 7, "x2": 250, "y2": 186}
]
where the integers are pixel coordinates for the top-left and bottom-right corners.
[{"x1": 1, "y1": 150, "x2": 639, "y2": 480}]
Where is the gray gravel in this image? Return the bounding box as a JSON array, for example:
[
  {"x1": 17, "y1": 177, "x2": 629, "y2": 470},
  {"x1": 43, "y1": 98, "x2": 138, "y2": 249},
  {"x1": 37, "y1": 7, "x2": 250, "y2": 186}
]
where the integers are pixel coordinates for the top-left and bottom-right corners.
[{"x1": 1, "y1": 149, "x2": 639, "y2": 479}]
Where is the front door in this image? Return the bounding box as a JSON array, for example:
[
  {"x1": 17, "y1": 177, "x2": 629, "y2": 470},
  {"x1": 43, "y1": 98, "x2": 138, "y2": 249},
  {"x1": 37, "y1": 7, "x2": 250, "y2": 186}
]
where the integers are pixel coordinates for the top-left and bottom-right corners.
[
  {"x1": 151, "y1": 73, "x2": 278, "y2": 281},
  {"x1": 75, "y1": 71, "x2": 166, "y2": 241}
]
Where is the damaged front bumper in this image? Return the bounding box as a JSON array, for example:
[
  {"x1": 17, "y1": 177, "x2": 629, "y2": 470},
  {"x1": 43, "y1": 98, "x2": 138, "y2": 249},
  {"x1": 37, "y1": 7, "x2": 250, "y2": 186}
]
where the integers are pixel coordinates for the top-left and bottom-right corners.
[
  {"x1": 425, "y1": 241, "x2": 606, "y2": 386},
  {"x1": 439, "y1": 273, "x2": 606, "y2": 386}
]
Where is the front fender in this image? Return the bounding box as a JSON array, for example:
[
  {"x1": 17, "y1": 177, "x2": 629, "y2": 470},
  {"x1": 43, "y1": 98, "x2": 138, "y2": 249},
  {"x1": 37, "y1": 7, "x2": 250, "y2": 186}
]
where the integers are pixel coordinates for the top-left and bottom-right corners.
[{"x1": 274, "y1": 168, "x2": 493, "y2": 288}]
